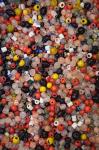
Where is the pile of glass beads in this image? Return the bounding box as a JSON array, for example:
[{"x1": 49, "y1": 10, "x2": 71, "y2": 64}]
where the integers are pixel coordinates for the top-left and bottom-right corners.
[{"x1": 0, "y1": 0, "x2": 99, "y2": 150}]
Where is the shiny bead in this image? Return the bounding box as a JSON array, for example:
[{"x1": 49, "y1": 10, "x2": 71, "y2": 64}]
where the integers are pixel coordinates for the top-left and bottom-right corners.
[
  {"x1": 12, "y1": 135, "x2": 20, "y2": 144},
  {"x1": 38, "y1": 15, "x2": 43, "y2": 20},
  {"x1": 19, "y1": 59, "x2": 25, "y2": 67},
  {"x1": 47, "y1": 137, "x2": 54, "y2": 145},
  {"x1": 77, "y1": 59, "x2": 85, "y2": 68},
  {"x1": 23, "y1": 9, "x2": 29, "y2": 15},
  {"x1": 81, "y1": 18, "x2": 88, "y2": 25},
  {"x1": 13, "y1": 55, "x2": 19, "y2": 61},
  {"x1": 28, "y1": 18, "x2": 33, "y2": 24},
  {"x1": 81, "y1": 134, "x2": 87, "y2": 140},
  {"x1": 66, "y1": 17, "x2": 71, "y2": 24},
  {"x1": 33, "y1": 4, "x2": 40, "y2": 11},
  {"x1": 47, "y1": 82, "x2": 52, "y2": 89},
  {"x1": 50, "y1": 47, "x2": 58, "y2": 55},
  {"x1": 34, "y1": 74, "x2": 42, "y2": 81},
  {"x1": 15, "y1": 8, "x2": 22, "y2": 16},
  {"x1": 50, "y1": 0, "x2": 58, "y2": 7},
  {"x1": 40, "y1": 86, "x2": 46, "y2": 92},
  {"x1": 7, "y1": 24, "x2": 14, "y2": 33},
  {"x1": 52, "y1": 73, "x2": 59, "y2": 80}
]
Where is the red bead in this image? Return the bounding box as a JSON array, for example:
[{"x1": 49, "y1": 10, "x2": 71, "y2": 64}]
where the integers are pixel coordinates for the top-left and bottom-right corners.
[
  {"x1": 84, "y1": 106, "x2": 91, "y2": 113},
  {"x1": 10, "y1": 105, "x2": 18, "y2": 112}
]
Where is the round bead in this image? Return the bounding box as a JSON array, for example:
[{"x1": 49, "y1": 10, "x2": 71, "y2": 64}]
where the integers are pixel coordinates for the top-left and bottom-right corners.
[
  {"x1": 12, "y1": 135, "x2": 20, "y2": 144},
  {"x1": 34, "y1": 74, "x2": 42, "y2": 81},
  {"x1": 13, "y1": 55, "x2": 19, "y2": 61},
  {"x1": 19, "y1": 59, "x2": 25, "y2": 67},
  {"x1": 33, "y1": 4, "x2": 40, "y2": 11},
  {"x1": 77, "y1": 59, "x2": 85, "y2": 68},
  {"x1": 15, "y1": 8, "x2": 22, "y2": 16},
  {"x1": 40, "y1": 86, "x2": 46, "y2": 92},
  {"x1": 81, "y1": 134, "x2": 87, "y2": 140},
  {"x1": 47, "y1": 137, "x2": 54, "y2": 145},
  {"x1": 50, "y1": 47, "x2": 58, "y2": 55},
  {"x1": 47, "y1": 82, "x2": 52, "y2": 89},
  {"x1": 52, "y1": 73, "x2": 59, "y2": 80}
]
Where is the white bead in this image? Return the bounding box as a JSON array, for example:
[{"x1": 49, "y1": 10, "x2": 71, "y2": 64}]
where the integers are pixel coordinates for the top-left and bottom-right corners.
[
  {"x1": 54, "y1": 120, "x2": 59, "y2": 126},
  {"x1": 69, "y1": 47, "x2": 74, "y2": 53},
  {"x1": 72, "y1": 123, "x2": 78, "y2": 129},
  {"x1": 27, "y1": 103, "x2": 33, "y2": 110},
  {"x1": 77, "y1": 121, "x2": 83, "y2": 127},
  {"x1": 35, "y1": 100, "x2": 40, "y2": 105},
  {"x1": 19, "y1": 4, "x2": 25, "y2": 10},
  {"x1": 29, "y1": 31, "x2": 34, "y2": 37},
  {"x1": 72, "y1": 116, "x2": 77, "y2": 122},
  {"x1": 80, "y1": 2, "x2": 84, "y2": 8},
  {"x1": 11, "y1": 36, "x2": 17, "y2": 41},
  {"x1": 0, "y1": 2, "x2": 5, "y2": 7},
  {"x1": 1, "y1": 47, "x2": 7, "y2": 53},
  {"x1": 40, "y1": 98, "x2": 44, "y2": 104},
  {"x1": 59, "y1": 34, "x2": 64, "y2": 39}
]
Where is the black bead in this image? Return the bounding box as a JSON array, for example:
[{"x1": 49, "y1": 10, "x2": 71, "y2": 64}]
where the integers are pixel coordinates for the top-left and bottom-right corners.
[
  {"x1": 40, "y1": 79, "x2": 47, "y2": 86},
  {"x1": 70, "y1": 22, "x2": 78, "y2": 28},
  {"x1": 35, "y1": 144, "x2": 45, "y2": 150},
  {"x1": 71, "y1": 90, "x2": 79, "y2": 100},
  {"x1": 84, "y1": 2, "x2": 91, "y2": 10},
  {"x1": 0, "y1": 89, "x2": 5, "y2": 95},
  {"x1": 39, "y1": 129, "x2": 48, "y2": 138},
  {"x1": 56, "y1": 68, "x2": 63, "y2": 74},
  {"x1": 0, "y1": 127, "x2": 5, "y2": 134},
  {"x1": 40, "y1": 22, "x2": 44, "y2": 27},
  {"x1": 65, "y1": 137, "x2": 72, "y2": 144},
  {"x1": 20, "y1": 21, "x2": 32, "y2": 28},
  {"x1": 42, "y1": 35, "x2": 51, "y2": 43},
  {"x1": 64, "y1": 143, "x2": 70, "y2": 149},
  {"x1": 55, "y1": 96, "x2": 65, "y2": 104},
  {"x1": 6, "y1": 9, "x2": 15, "y2": 17},
  {"x1": 90, "y1": 46, "x2": 99, "y2": 54},
  {"x1": 21, "y1": 87, "x2": 29, "y2": 93},
  {"x1": 75, "y1": 148, "x2": 83, "y2": 150},
  {"x1": 54, "y1": 132, "x2": 62, "y2": 141},
  {"x1": 42, "y1": 71, "x2": 48, "y2": 77},
  {"x1": 72, "y1": 131, "x2": 81, "y2": 140},
  {"x1": 2, "y1": 146, "x2": 10, "y2": 150},
  {"x1": 87, "y1": 58, "x2": 96, "y2": 66},
  {"x1": 40, "y1": 7, "x2": 47, "y2": 16},
  {"x1": 77, "y1": 27, "x2": 85, "y2": 34},
  {"x1": 29, "y1": 88, "x2": 36, "y2": 96},
  {"x1": 57, "y1": 110, "x2": 66, "y2": 117},
  {"x1": 18, "y1": 130, "x2": 30, "y2": 141},
  {"x1": 42, "y1": 61, "x2": 50, "y2": 68},
  {"x1": 92, "y1": 93, "x2": 99, "y2": 103}
]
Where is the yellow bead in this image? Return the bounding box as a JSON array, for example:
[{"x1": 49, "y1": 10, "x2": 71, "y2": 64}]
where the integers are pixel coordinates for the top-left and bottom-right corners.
[
  {"x1": 7, "y1": 24, "x2": 14, "y2": 33},
  {"x1": 65, "y1": 17, "x2": 71, "y2": 24},
  {"x1": 13, "y1": 55, "x2": 19, "y2": 61},
  {"x1": 23, "y1": 9, "x2": 29, "y2": 15},
  {"x1": 52, "y1": 73, "x2": 59, "y2": 80},
  {"x1": 50, "y1": 47, "x2": 58, "y2": 55},
  {"x1": 34, "y1": 74, "x2": 42, "y2": 81},
  {"x1": 28, "y1": 18, "x2": 33, "y2": 24},
  {"x1": 40, "y1": 86, "x2": 46, "y2": 93},
  {"x1": 19, "y1": 60, "x2": 25, "y2": 67},
  {"x1": 38, "y1": 15, "x2": 43, "y2": 20},
  {"x1": 47, "y1": 82, "x2": 52, "y2": 89},
  {"x1": 50, "y1": 0, "x2": 58, "y2": 7},
  {"x1": 15, "y1": 8, "x2": 22, "y2": 16},
  {"x1": 77, "y1": 59, "x2": 85, "y2": 68},
  {"x1": 47, "y1": 137, "x2": 54, "y2": 145},
  {"x1": 13, "y1": 135, "x2": 20, "y2": 144},
  {"x1": 81, "y1": 134, "x2": 87, "y2": 140},
  {"x1": 6, "y1": 56, "x2": 10, "y2": 60},
  {"x1": 81, "y1": 18, "x2": 88, "y2": 25},
  {"x1": 33, "y1": 4, "x2": 40, "y2": 11}
]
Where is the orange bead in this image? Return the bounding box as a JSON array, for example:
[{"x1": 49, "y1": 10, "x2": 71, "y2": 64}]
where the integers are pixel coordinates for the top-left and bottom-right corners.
[
  {"x1": 60, "y1": 77, "x2": 66, "y2": 84},
  {"x1": 15, "y1": 72, "x2": 21, "y2": 80},
  {"x1": 35, "y1": 92, "x2": 41, "y2": 99},
  {"x1": 57, "y1": 124, "x2": 64, "y2": 131},
  {"x1": 51, "y1": 85, "x2": 58, "y2": 92},
  {"x1": 49, "y1": 146, "x2": 55, "y2": 150}
]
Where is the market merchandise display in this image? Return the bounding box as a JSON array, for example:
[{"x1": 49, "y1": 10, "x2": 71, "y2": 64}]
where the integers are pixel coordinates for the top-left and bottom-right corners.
[{"x1": 0, "y1": 0, "x2": 99, "y2": 150}]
